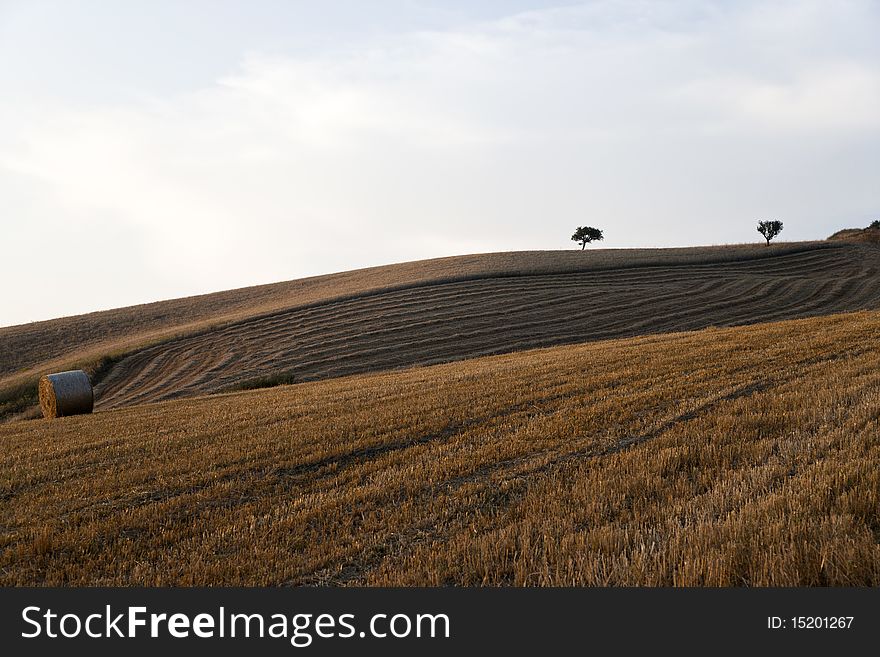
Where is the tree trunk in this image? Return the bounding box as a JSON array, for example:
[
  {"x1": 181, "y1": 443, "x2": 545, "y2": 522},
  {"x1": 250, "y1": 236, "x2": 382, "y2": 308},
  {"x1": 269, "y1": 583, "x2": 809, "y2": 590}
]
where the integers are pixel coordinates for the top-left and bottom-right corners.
[{"x1": 581, "y1": 242, "x2": 586, "y2": 250}]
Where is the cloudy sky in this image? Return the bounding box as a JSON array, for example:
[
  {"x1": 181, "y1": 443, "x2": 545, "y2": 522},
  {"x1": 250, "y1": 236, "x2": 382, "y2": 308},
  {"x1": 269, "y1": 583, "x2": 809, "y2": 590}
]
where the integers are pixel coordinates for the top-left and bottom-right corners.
[{"x1": 1, "y1": 0, "x2": 878, "y2": 327}]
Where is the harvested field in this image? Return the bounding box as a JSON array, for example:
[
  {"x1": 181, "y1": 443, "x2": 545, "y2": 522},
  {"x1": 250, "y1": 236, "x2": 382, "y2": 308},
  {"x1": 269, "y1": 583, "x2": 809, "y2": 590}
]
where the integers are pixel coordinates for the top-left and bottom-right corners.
[
  {"x1": 1, "y1": 310, "x2": 879, "y2": 585},
  {"x1": 2, "y1": 242, "x2": 822, "y2": 382},
  {"x1": 828, "y1": 226, "x2": 880, "y2": 243},
  {"x1": 90, "y1": 242, "x2": 880, "y2": 409}
]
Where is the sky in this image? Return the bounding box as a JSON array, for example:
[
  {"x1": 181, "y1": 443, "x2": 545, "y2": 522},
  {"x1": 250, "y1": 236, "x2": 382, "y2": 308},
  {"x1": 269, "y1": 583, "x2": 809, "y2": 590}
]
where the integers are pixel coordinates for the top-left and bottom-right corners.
[{"x1": 1, "y1": 0, "x2": 878, "y2": 327}]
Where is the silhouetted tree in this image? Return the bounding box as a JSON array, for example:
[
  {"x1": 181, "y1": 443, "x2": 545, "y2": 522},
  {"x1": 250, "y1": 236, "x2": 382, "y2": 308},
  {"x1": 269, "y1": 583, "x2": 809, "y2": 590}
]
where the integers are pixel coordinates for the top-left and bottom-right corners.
[
  {"x1": 572, "y1": 226, "x2": 604, "y2": 250},
  {"x1": 869, "y1": 220, "x2": 880, "y2": 229},
  {"x1": 757, "y1": 220, "x2": 783, "y2": 246}
]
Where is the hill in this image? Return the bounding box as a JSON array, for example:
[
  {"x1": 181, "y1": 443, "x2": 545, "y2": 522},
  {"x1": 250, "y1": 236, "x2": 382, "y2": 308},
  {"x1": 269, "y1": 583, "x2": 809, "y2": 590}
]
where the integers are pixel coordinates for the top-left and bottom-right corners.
[
  {"x1": 7, "y1": 243, "x2": 810, "y2": 379},
  {"x1": 827, "y1": 226, "x2": 880, "y2": 243},
  {"x1": 1, "y1": 310, "x2": 878, "y2": 585},
  {"x1": 4, "y1": 241, "x2": 880, "y2": 419}
]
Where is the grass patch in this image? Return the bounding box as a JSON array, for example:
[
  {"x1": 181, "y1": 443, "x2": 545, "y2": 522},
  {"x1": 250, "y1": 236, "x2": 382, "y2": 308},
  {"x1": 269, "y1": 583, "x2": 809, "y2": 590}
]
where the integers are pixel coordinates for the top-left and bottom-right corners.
[
  {"x1": 0, "y1": 382, "x2": 38, "y2": 421},
  {"x1": 0, "y1": 354, "x2": 123, "y2": 422},
  {"x1": 228, "y1": 372, "x2": 299, "y2": 392}
]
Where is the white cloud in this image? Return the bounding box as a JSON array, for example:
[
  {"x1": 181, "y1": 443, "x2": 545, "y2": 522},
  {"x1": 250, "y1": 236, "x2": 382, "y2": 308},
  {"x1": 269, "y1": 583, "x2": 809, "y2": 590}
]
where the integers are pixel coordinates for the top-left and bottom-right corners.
[{"x1": 1, "y1": 0, "x2": 878, "y2": 326}]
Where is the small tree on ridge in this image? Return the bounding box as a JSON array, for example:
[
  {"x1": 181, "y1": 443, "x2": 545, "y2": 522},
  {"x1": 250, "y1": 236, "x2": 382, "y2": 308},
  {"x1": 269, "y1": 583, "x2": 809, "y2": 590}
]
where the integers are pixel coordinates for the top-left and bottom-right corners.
[
  {"x1": 572, "y1": 226, "x2": 604, "y2": 250},
  {"x1": 757, "y1": 220, "x2": 783, "y2": 246}
]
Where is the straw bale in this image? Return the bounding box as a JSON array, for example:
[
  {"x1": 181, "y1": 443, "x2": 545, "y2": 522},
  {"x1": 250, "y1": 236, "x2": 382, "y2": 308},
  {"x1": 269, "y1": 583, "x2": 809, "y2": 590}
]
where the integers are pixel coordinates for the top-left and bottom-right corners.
[{"x1": 39, "y1": 370, "x2": 94, "y2": 419}]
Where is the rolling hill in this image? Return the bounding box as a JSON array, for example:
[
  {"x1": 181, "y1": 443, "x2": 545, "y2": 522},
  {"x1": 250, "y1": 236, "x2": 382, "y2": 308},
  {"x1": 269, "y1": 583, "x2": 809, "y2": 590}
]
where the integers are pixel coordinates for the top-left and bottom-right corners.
[
  {"x1": 828, "y1": 225, "x2": 880, "y2": 243},
  {"x1": 3, "y1": 240, "x2": 880, "y2": 418},
  {"x1": 2, "y1": 239, "x2": 880, "y2": 585},
  {"x1": 1, "y1": 310, "x2": 878, "y2": 585}
]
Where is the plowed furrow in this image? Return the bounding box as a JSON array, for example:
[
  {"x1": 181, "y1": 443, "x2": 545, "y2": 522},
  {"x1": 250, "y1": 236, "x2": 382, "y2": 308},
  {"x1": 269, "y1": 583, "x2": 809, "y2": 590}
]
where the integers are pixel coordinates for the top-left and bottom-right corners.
[{"x1": 94, "y1": 244, "x2": 880, "y2": 409}]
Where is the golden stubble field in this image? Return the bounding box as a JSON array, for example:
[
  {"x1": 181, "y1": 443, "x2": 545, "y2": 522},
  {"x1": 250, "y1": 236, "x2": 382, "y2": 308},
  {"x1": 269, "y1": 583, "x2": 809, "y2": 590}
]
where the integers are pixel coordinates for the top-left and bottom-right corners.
[
  {"x1": 1, "y1": 310, "x2": 878, "y2": 586},
  {"x1": 4, "y1": 241, "x2": 880, "y2": 420},
  {"x1": 10, "y1": 244, "x2": 801, "y2": 382}
]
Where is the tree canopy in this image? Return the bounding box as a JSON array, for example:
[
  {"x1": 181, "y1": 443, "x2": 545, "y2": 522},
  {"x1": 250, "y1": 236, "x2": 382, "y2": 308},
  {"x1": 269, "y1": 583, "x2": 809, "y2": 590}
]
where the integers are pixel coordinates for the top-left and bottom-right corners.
[
  {"x1": 757, "y1": 220, "x2": 783, "y2": 246},
  {"x1": 571, "y1": 226, "x2": 604, "y2": 250}
]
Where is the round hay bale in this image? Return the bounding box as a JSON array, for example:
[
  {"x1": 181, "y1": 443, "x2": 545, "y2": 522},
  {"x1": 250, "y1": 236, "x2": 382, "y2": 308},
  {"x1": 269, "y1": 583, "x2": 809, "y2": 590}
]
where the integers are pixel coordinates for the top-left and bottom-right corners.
[{"x1": 38, "y1": 370, "x2": 94, "y2": 419}]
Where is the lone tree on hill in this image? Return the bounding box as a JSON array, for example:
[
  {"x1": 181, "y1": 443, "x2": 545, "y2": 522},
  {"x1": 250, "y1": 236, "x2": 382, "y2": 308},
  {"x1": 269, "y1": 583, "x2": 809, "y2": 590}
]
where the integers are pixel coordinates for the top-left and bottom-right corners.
[
  {"x1": 572, "y1": 226, "x2": 604, "y2": 250},
  {"x1": 869, "y1": 219, "x2": 880, "y2": 229},
  {"x1": 757, "y1": 220, "x2": 783, "y2": 246}
]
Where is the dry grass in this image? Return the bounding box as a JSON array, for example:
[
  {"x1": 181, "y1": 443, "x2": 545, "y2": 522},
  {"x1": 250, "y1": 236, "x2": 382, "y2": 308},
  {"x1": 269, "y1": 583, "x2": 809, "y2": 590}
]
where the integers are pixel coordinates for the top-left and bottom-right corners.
[
  {"x1": 25, "y1": 241, "x2": 880, "y2": 414},
  {"x1": 1, "y1": 309, "x2": 878, "y2": 586},
  {"x1": 1, "y1": 242, "x2": 849, "y2": 418},
  {"x1": 828, "y1": 227, "x2": 880, "y2": 243}
]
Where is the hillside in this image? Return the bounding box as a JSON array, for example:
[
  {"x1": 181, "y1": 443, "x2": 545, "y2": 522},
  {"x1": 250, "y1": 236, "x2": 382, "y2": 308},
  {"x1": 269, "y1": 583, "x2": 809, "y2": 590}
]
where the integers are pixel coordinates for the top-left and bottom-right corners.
[
  {"x1": 1, "y1": 310, "x2": 878, "y2": 585},
  {"x1": 828, "y1": 226, "x2": 880, "y2": 243},
  {"x1": 4, "y1": 241, "x2": 880, "y2": 419},
  {"x1": 3, "y1": 243, "x2": 821, "y2": 418},
  {"x1": 94, "y1": 241, "x2": 880, "y2": 411},
  {"x1": 5, "y1": 243, "x2": 815, "y2": 379}
]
